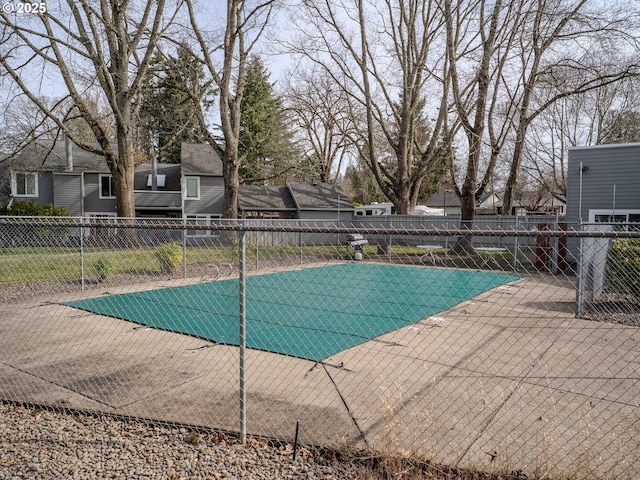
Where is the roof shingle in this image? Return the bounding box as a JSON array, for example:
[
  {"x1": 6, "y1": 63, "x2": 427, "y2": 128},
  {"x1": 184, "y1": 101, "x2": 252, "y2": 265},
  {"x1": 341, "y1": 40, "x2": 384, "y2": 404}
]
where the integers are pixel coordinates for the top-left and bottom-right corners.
[{"x1": 238, "y1": 185, "x2": 296, "y2": 211}]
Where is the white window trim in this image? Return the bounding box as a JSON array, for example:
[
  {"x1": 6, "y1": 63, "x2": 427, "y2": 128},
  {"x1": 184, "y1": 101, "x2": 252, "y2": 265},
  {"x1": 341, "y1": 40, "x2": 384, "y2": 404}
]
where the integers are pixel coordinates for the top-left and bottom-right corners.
[
  {"x1": 184, "y1": 176, "x2": 200, "y2": 200},
  {"x1": 589, "y1": 209, "x2": 640, "y2": 223},
  {"x1": 99, "y1": 174, "x2": 116, "y2": 199},
  {"x1": 11, "y1": 171, "x2": 38, "y2": 198}
]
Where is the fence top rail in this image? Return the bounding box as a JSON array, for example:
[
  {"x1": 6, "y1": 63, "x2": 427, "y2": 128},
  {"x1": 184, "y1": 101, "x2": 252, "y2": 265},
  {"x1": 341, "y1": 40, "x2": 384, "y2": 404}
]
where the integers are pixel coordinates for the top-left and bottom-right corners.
[{"x1": 2, "y1": 216, "x2": 640, "y2": 239}]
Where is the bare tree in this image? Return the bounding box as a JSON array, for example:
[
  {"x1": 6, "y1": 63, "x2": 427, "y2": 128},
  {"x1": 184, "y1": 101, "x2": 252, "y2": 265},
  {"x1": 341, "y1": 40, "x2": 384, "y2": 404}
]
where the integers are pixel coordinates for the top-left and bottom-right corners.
[
  {"x1": 521, "y1": 76, "x2": 640, "y2": 208},
  {"x1": 0, "y1": 95, "x2": 116, "y2": 159},
  {"x1": 500, "y1": 0, "x2": 640, "y2": 215},
  {"x1": 443, "y1": 0, "x2": 525, "y2": 251},
  {"x1": 0, "y1": 0, "x2": 176, "y2": 217},
  {"x1": 0, "y1": 97, "x2": 59, "y2": 155},
  {"x1": 287, "y1": 0, "x2": 450, "y2": 214},
  {"x1": 598, "y1": 78, "x2": 640, "y2": 144},
  {"x1": 283, "y1": 68, "x2": 356, "y2": 183},
  {"x1": 184, "y1": 0, "x2": 276, "y2": 219}
]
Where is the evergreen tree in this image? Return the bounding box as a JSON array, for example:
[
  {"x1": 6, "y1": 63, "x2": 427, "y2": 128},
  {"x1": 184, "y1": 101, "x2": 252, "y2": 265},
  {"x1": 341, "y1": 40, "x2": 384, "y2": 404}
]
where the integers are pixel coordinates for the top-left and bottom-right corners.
[
  {"x1": 344, "y1": 162, "x2": 387, "y2": 205},
  {"x1": 239, "y1": 56, "x2": 299, "y2": 184},
  {"x1": 139, "y1": 47, "x2": 210, "y2": 163},
  {"x1": 601, "y1": 110, "x2": 640, "y2": 144}
]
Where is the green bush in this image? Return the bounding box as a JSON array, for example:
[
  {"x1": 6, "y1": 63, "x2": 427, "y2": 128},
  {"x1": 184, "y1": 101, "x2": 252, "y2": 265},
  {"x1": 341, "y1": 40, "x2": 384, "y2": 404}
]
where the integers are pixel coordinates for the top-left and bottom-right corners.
[
  {"x1": 0, "y1": 200, "x2": 69, "y2": 216},
  {"x1": 0, "y1": 201, "x2": 70, "y2": 245},
  {"x1": 93, "y1": 258, "x2": 114, "y2": 281},
  {"x1": 154, "y1": 242, "x2": 183, "y2": 274},
  {"x1": 605, "y1": 238, "x2": 640, "y2": 299}
]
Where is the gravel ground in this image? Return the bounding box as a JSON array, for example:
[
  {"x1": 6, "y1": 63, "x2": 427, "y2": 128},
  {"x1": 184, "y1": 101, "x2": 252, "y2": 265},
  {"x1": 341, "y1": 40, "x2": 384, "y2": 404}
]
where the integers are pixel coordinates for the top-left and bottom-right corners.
[{"x1": 0, "y1": 403, "x2": 353, "y2": 480}]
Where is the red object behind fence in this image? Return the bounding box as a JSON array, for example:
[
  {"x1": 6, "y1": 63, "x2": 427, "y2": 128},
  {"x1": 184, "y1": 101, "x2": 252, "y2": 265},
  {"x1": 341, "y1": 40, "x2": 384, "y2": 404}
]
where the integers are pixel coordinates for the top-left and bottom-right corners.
[
  {"x1": 535, "y1": 222, "x2": 568, "y2": 273},
  {"x1": 535, "y1": 223, "x2": 551, "y2": 272}
]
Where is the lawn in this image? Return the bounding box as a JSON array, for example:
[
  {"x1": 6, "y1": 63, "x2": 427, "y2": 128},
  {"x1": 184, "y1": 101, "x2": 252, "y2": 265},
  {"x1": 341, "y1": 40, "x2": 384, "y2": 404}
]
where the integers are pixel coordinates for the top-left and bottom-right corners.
[
  {"x1": 0, "y1": 247, "x2": 158, "y2": 285},
  {"x1": 0, "y1": 244, "x2": 336, "y2": 286},
  {"x1": 0, "y1": 241, "x2": 515, "y2": 287}
]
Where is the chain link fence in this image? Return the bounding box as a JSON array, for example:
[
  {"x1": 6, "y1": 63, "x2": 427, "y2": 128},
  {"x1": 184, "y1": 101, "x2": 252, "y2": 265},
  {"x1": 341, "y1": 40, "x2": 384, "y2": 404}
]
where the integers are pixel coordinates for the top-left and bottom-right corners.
[{"x1": 1, "y1": 216, "x2": 638, "y2": 478}]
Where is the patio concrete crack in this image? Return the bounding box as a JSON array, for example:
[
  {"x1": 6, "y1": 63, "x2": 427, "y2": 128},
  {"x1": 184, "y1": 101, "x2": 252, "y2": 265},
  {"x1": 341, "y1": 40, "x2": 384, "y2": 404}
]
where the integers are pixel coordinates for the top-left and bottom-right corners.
[{"x1": 323, "y1": 363, "x2": 368, "y2": 448}]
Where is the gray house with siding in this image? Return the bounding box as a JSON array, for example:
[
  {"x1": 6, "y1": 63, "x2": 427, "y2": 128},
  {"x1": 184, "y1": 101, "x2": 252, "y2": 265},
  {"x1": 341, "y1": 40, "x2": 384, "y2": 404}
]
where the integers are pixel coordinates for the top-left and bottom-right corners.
[
  {"x1": 238, "y1": 185, "x2": 297, "y2": 219},
  {"x1": 566, "y1": 143, "x2": 640, "y2": 229},
  {"x1": 3, "y1": 141, "x2": 353, "y2": 228},
  {"x1": 2, "y1": 141, "x2": 226, "y2": 226},
  {"x1": 4, "y1": 140, "x2": 122, "y2": 217},
  {"x1": 179, "y1": 143, "x2": 225, "y2": 236}
]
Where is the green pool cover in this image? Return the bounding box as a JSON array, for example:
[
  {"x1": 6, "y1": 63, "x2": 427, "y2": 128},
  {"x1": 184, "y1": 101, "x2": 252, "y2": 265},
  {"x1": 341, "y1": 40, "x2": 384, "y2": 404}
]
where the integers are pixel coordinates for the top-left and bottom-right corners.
[{"x1": 64, "y1": 263, "x2": 519, "y2": 362}]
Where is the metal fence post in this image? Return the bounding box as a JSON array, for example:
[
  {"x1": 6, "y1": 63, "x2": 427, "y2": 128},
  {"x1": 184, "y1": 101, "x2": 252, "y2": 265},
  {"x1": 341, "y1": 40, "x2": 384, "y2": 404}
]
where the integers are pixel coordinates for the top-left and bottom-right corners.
[
  {"x1": 80, "y1": 219, "x2": 85, "y2": 291},
  {"x1": 238, "y1": 228, "x2": 247, "y2": 444},
  {"x1": 576, "y1": 223, "x2": 585, "y2": 318},
  {"x1": 255, "y1": 231, "x2": 259, "y2": 272},
  {"x1": 182, "y1": 225, "x2": 187, "y2": 279},
  {"x1": 513, "y1": 215, "x2": 519, "y2": 272}
]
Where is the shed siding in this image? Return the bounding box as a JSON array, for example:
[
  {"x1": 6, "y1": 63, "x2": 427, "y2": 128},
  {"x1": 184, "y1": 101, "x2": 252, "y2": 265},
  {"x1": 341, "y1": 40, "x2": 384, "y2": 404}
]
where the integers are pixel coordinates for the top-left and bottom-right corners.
[
  {"x1": 567, "y1": 144, "x2": 640, "y2": 227},
  {"x1": 53, "y1": 174, "x2": 83, "y2": 216},
  {"x1": 35, "y1": 172, "x2": 54, "y2": 205},
  {"x1": 83, "y1": 173, "x2": 117, "y2": 214},
  {"x1": 183, "y1": 176, "x2": 224, "y2": 215}
]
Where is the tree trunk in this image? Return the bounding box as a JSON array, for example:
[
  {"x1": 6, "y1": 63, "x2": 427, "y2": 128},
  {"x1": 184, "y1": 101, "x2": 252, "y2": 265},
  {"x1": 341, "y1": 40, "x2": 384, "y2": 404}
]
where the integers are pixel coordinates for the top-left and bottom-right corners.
[
  {"x1": 394, "y1": 193, "x2": 412, "y2": 215},
  {"x1": 453, "y1": 193, "x2": 476, "y2": 254},
  {"x1": 502, "y1": 119, "x2": 528, "y2": 216},
  {"x1": 114, "y1": 122, "x2": 136, "y2": 218},
  {"x1": 222, "y1": 148, "x2": 240, "y2": 220}
]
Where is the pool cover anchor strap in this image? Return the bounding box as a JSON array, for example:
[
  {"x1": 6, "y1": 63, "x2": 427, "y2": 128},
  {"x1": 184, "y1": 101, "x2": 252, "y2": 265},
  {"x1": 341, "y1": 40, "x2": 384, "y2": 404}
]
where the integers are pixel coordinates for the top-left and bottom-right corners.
[
  {"x1": 304, "y1": 360, "x2": 352, "y2": 378},
  {"x1": 187, "y1": 343, "x2": 217, "y2": 351},
  {"x1": 370, "y1": 339, "x2": 405, "y2": 347}
]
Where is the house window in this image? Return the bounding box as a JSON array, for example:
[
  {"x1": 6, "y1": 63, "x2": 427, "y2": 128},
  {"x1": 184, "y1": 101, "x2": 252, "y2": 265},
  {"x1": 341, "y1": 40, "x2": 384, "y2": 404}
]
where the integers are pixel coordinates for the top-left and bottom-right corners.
[
  {"x1": 594, "y1": 214, "x2": 626, "y2": 224},
  {"x1": 591, "y1": 210, "x2": 640, "y2": 231},
  {"x1": 99, "y1": 175, "x2": 116, "y2": 198},
  {"x1": 185, "y1": 177, "x2": 200, "y2": 199},
  {"x1": 13, "y1": 172, "x2": 38, "y2": 197}
]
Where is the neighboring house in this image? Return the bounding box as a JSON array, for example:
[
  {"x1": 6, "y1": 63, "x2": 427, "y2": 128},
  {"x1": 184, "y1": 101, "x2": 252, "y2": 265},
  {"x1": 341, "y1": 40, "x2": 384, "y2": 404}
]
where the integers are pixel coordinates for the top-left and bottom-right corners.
[
  {"x1": 2, "y1": 141, "x2": 225, "y2": 228},
  {"x1": 287, "y1": 182, "x2": 355, "y2": 221},
  {"x1": 499, "y1": 199, "x2": 529, "y2": 216},
  {"x1": 238, "y1": 185, "x2": 297, "y2": 219},
  {"x1": 4, "y1": 139, "x2": 117, "y2": 218},
  {"x1": 506, "y1": 192, "x2": 565, "y2": 216},
  {"x1": 238, "y1": 182, "x2": 354, "y2": 221},
  {"x1": 425, "y1": 191, "x2": 501, "y2": 216},
  {"x1": 354, "y1": 203, "x2": 395, "y2": 216},
  {"x1": 3, "y1": 140, "x2": 353, "y2": 227},
  {"x1": 179, "y1": 143, "x2": 225, "y2": 236},
  {"x1": 566, "y1": 143, "x2": 640, "y2": 229}
]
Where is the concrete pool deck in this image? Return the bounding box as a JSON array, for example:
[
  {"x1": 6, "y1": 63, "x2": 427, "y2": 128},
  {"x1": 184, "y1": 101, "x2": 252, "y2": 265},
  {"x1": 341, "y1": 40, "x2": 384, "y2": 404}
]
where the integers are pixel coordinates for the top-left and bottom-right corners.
[{"x1": 1, "y1": 270, "x2": 638, "y2": 478}]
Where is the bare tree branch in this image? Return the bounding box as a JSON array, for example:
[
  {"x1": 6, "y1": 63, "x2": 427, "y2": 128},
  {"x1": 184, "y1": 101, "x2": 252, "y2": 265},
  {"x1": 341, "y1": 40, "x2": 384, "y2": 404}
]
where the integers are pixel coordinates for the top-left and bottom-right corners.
[{"x1": 0, "y1": 0, "x2": 176, "y2": 217}]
